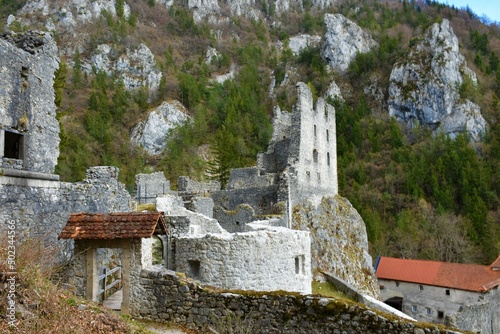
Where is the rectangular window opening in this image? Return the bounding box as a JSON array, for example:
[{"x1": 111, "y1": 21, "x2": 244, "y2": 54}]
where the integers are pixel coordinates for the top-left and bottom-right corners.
[
  {"x1": 3, "y1": 130, "x2": 24, "y2": 160},
  {"x1": 188, "y1": 260, "x2": 201, "y2": 280},
  {"x1": 438, "y1": 311, "x2": 444, "y2": 318},
  {"x1": 419, "y1": 285, "x2": 424, "y2": 291},
  {"x1": 445, "y1": 289, "x2": 450, "y2": 295},
  {"x1": 295, "y1": 255, "x2": 305, "y2": 275},
  {"x1": 411, "y1": 305, "x2": 417, "y2": 313},
  {"x1": 426, "y1": 307, "x2": 432, "y2": 315}
]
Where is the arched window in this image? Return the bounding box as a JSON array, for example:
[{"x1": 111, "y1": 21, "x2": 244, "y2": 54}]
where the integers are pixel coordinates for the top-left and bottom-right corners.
[{"x1": 313, "y1": 149, "x2": 318, "y2": 163}]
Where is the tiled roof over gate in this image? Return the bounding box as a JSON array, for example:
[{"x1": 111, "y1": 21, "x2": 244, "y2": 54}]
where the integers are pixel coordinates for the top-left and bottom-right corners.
[
  {"x1": 375, "y1": 256, "x2": 500, "y2": 292},
  {"x1": 58, "y1": 212, "x2": 167, "y2": 240}
]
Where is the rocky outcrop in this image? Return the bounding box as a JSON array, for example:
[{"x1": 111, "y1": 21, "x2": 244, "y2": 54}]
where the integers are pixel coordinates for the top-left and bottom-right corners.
[
  {"x1": 131, "y1": 100, "x2": 191, "y2": 155},
  {"x1": 288, "y1": 34, "x2": 321, "y2": 55},
  {"x1": 388, "y1": 19, "x2": 487, "y2": 141},
  {"x1": 87, "y1": 43, "x2": 162, "y2": 100},
  {"x1": 293, "y1": 196, "x2": 380, "y2": 299},
  {"x1": 10, "y1": 0, "x2": 130, "y2": 32},
  {"x1": 321, "y1": 13, "x2": 378, "y2": 74}
]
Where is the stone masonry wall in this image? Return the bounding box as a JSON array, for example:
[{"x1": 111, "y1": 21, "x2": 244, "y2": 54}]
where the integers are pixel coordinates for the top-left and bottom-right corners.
[
  {"x1": 0, "y1": 166, "x2": 132, "y2": 261},
  {"x1": 174, "y1": 227, "x2": 312, "y2": 294},
  {"x1": 0, "y1": 31, "x2": 60, "y2": 174},
  {"x1": 132, "y1": 268, "x2": 464, "y2": 334}
]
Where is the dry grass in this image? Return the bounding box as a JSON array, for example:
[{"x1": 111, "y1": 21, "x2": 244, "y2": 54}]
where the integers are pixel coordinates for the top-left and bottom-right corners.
[{"x1": 0, "y1": 236, "x2": 151, "y2": 333}]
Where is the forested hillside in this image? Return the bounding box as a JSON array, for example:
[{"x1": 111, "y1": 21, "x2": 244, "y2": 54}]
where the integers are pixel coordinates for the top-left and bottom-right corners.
[{"x1": 2, "y1": 0, "x2": 499, "y2": 263}]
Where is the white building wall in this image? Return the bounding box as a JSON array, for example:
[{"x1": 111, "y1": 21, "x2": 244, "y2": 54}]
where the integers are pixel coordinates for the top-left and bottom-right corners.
[
  {"x1": 379, "y1": 278, "x2": 487, "y2": 325},
  {"x1": 174, "y1": 227, "x2": 312, "y2": 294}
]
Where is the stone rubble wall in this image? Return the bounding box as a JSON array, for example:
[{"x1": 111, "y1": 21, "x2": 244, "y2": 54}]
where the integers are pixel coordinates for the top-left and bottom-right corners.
[
  {"x1": 0, "y1": 166, "x2": 132, "y2": 262},
  {"x1": 132, "y1": 268, "x2": 464, "y2": 334},
  {"x1": 134, "y1": 172, "x2": 171, "y2": 204},
  {"x1": 0, "y1": 31, "x2": 60, "y2": 174},
  {"x1": 174, "y1": 227, "x2": 312, "y2": 294}
]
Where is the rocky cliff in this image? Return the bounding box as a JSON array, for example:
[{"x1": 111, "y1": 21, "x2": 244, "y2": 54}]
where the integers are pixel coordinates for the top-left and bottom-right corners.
[
  {"x1": 293, "y1": 196, "x2": 380, "y2": 298},
  {"x1": 321, "y1": 13, "x2": 378, "y2": 74},
  {"x1": 388, "y1": 19, "x2": 487, "y2": 141}
]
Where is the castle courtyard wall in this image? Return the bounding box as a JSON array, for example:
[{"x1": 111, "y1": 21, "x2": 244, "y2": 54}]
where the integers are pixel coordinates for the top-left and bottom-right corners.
[
  {"x1": 132, "y1": 268, "x2": 465, "y2": 334},
  {"x1": 174, "y1": 227, "x2": 312, "y2": 294}
]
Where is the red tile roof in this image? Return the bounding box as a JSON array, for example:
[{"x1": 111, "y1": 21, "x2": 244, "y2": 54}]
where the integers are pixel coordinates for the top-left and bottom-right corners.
[
  {"x1": 58, "y1": 212, "x2": 167, "y2": 240},
  {"x1": 375, "y1": 256, "x2": 500, "y2": 292}
]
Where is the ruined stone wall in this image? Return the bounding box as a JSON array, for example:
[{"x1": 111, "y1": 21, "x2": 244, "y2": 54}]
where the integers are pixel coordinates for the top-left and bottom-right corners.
[
  {"x1": 289, "y1": 82, "x2": 337, "y2": 203},
  {"x1": 0, "y1": 166, "x2": 132, "y2": 261},
  {"x1": 448, "y1": 287, "x2": 500, "y2": 334},
  {"x1": 132, "y1": 268, "x2": 464, "y2": 334},
  {"x1": 174, "y1": 227, "x2": 312, "y2": 294},
  {"x1": 211, "y1": 185, "x2": 279, "y2": 215},
  {"x1": 134, "y1": 172, "x2": 171, "y2": 204},
  {"x1": 0, "y1": 31, "x2": 60, "y2": 174},
  {"x1": 226, "y1": 167, "x2": 277, "y2": 189},
  {"x1": 177, "y1": 176, "x2": 220, "y2": 193}
]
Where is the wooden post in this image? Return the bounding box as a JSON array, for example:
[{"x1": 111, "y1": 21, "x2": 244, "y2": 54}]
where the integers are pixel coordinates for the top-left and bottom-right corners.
[{"x1": 86, "y1": 247, "x2": 97, "y2": 302}]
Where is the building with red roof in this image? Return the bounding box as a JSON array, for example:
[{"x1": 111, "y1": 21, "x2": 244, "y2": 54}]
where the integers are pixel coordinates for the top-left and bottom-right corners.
[{"x1": 375, "y1": 256, "x2": 500, "y2": 334}]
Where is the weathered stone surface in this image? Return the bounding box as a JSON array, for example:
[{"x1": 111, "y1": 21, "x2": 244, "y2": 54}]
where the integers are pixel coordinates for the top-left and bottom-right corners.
[
  {"x1": 293, "y1": 196, "x2": 380, "y2": 299},
  {"x1": 388, "y1": 19, "x2": 487, "y2": 141},
  {"x1": 130, "y1": 100, "x2": 190, "y2": 155},
  {"x1": 0, "y1": 166, "x2": 132, "y2": 261},
  {"x1": 175, "y1": 226, "x2": 312, "y2": 294},
  {"x1": 288, "y1": 34, "x2": 321, "y2": 55},
  {"x1": 88, "y1": 43, "x2": 162, "y2": 101},
  {"x1": 0, "y1": 31, "x2": 60, "y2": 174},
  {"x1": 130, "y1": 268, "x2": 464, "y2": 333},
  {"x1": 13, "y1": 0, "x2": 130, "y2": 29},
  {"x1": 321, "y1": 13, "x2": 378, "y2": 73}
]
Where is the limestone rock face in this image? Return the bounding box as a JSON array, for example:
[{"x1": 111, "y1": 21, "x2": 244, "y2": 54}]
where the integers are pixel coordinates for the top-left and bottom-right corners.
[
  {"x1": 131, "y1": 100, "x2": 191, "y2": 155},
  {"x1": 288, "y1": 34, "x2": 321, "y2": 56},
  {"x1": 12, "y1": 0, "x2": 130, "y2": 32},
  {"x1": 293, "y1": 196, "x2": 380, "y2": 298},
  {"x1": 321, "y1": 13, "x2": 378, "y2": 73},
  {"x1": 388, "y1": 19, "x2": 487, "y2": 141},
  {"x1": 87, "y1": 43, "x2": 162, "y2": 100}
]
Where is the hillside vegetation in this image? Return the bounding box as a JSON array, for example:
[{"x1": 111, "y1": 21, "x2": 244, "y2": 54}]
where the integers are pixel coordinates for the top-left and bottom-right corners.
[{"x1": 1, "y1": 0, "x2": 499, "y2": 263}]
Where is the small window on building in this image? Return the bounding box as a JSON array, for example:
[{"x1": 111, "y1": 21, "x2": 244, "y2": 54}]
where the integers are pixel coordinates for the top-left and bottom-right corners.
[
  {"x1": 411, "y1": 305, "x2": 417, "y2": 313},
  {"x1": 327, "y1": 152, "x2": 330, "y2": 166},
  {"x1": 438, "y1": 311, "x2": 444, "y2": 318},
  {"x1": 445, "y1": 289, "x2": 450, "y2": 295},
  {"x1": 317, "y1": 172, "x2": 320, "y2": 180},
  {"x1": 295, "y1": 255, "x2": 305, "y2": 275},
  {"x1": 187, "y1": 260, "x2": 201, "y2": 280},
  {"x1": 326, "y1": 129, "x2": 329, "y2": 142},
  {"x1": 419, "y1": 285, "x2": 424, "y2": 291},
  {"x1": 3, "y1": 130, "x2": 24, "y2": 160},
  {"x1": 306, "y1": 171, "x2": 310, "y2": 179},
  {"x1": 314, "y1": 125, "x2": 317, "y2": 137},
  {"x1": 396, "y1": 281, "x2": 400, "y2": 287},
  {"x1": 426, "y1": 307, "x2": 432, "y2": 315},
  {"x1": 313, "y1": 149, "x2": 318, "y2": 163}
]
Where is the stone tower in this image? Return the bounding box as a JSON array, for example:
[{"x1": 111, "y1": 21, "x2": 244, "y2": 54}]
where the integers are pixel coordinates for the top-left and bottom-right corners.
[
  {"x1": 0, "y1": 31, "x2": 60, "y2": 175},
  {"x1": 287, "y1": 82, "x2": 338, "y2": 203}
]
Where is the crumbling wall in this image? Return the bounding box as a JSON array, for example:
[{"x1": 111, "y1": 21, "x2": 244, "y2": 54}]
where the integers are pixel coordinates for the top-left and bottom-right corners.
[
  {"x1": 0, "y1": 31, "x2": 60, "y2": 174},
  {"x1": 134, "y1": 172, "x2": 170, "y2": 204},
  {"x1": 447, "y1": 288, "x2": 500, "y2": 334},
  {"x1": 288, "y1": 82, "x2": 338, "y2": 204},
  {"x1": 0, "y1": 166, "x2": 132, "y2": 261},
  {"x1": 174, "y1": 227, "x2": 312, "y2": 294},
  {"x1": 132, "y1": 268, "x2": 464, "y2": 334}
]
